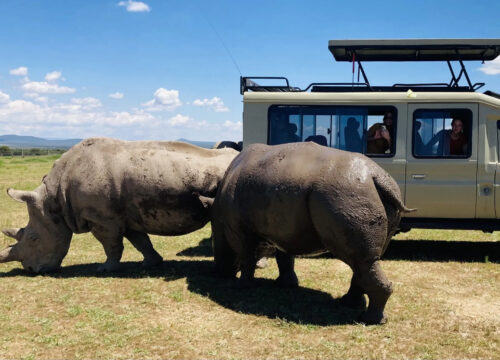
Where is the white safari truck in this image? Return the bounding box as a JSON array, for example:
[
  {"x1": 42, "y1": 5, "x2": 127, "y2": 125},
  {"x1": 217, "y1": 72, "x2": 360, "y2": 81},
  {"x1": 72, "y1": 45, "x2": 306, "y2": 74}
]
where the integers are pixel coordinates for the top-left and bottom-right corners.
[{"x1": 240, "y1": 39, "x2": 500, "y2": 232}]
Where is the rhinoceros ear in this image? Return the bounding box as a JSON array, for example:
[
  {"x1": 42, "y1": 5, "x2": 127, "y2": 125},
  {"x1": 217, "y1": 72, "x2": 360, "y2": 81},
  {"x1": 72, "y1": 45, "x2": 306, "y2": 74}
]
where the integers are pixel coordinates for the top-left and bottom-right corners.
[
  {"x1": 6, "y1": 188, "x2": 39, "y2": 204},
  {"x1": 2, "y1": 228, "x2": 23, "y2": 241}
]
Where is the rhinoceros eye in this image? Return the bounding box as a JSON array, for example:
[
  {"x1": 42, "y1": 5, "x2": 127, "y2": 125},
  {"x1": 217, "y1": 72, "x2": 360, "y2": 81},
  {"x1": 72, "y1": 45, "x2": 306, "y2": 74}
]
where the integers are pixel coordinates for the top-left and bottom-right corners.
[{"x1": 27, "y1": 233, "x2": 39, "y2": 242}]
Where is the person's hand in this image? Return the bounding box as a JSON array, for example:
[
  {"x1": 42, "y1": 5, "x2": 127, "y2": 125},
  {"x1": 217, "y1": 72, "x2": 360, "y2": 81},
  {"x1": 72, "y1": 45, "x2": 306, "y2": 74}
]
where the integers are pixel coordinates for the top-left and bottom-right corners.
[
  {"x1": 373, "y1": 129, "x2": 383, "y2": 140},
  {"x1": 380, "y1": 128, "x2": 390, "y2": 142}
]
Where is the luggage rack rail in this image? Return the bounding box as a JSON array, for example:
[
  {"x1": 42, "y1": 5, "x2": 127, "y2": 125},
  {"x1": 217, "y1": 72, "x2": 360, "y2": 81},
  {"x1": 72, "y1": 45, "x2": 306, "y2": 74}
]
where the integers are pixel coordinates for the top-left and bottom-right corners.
[{"x1": 241, "y1": 76, "x2": 485, "y2": 94}]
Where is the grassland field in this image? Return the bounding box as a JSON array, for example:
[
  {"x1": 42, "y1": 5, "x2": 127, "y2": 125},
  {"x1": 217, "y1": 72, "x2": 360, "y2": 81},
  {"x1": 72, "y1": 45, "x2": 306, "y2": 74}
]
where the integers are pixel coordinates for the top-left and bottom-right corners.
[{"x1": 0, "y1": 155, "x2": 498, "y2": 359}]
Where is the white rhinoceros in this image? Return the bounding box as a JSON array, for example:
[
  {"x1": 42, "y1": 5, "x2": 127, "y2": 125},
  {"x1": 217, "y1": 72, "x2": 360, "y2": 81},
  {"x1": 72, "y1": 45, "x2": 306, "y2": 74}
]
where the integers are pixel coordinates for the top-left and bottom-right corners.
[
  {"x1": 0, "y1": 138, "x2": 237, "y2": 273},
  {"x1": 208, "y1": 142, "x2": 413, "y2": 324}
]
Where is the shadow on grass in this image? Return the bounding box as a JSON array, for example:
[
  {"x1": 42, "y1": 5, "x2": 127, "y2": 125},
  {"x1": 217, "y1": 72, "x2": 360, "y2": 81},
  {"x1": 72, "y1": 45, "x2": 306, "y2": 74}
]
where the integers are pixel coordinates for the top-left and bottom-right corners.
[
  {"x1": 0, "y1": 259, "x2": 358, "y2": 326},
  {"x1": 176, "y1": 237, "x2": 499, "y2": 263},
  {"x1": 176, "y1": 237, "x2": 212, "y2": 257},
  {"x1": 383, "y1": 239, "x2": 499, "y2": 263}
]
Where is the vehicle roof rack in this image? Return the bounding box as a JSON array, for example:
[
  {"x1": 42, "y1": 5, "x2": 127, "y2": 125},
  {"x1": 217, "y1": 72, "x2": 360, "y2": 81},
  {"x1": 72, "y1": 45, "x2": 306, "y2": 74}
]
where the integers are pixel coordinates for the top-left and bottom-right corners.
[
  {"x1": 328, "y1": 39, "x2": 500, "y2": 62},
  {"x1": 240, "y1": 77, "x2": 300, "y2": 95},
  {"x1": 328, "y1": 39, "x2": 500, "y2": 91},
  {"x1": 241, "y1": 39, "x2": 500, "y2": 94}
]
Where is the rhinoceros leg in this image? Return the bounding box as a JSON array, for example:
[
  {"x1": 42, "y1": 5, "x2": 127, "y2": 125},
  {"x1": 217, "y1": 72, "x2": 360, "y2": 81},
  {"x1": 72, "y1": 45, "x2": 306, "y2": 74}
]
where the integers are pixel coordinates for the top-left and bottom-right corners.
[
  {"x1": 211, "y1": 222, "x2": 239, "y2": 278},
  {"x1": 275, "y1": 250, "x2": 299, "y2": 288},
  {"x1": 339, "y1": 272, "x2": 367, "y2": 309},
  {"x1": 91, "y1": 227, "x2": 124, "y2": 272},
  {"x1": 124, "y1": 229, "x2": 163, "y2": 267},
  {"x1": 356, "y1": 260, "x2": 393, "y2": 325}
]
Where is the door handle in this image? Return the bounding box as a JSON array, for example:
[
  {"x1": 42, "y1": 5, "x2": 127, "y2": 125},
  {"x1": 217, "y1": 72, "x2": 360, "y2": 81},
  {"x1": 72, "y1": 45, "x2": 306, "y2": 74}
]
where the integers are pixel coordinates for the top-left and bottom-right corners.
[{"x1": 412, "y1": 174, "x2": 426, "y2": 180}]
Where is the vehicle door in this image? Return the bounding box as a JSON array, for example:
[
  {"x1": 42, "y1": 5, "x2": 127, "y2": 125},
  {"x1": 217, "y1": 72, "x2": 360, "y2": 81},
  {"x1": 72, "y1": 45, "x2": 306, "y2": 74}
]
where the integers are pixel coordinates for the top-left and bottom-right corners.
[{"x1": 405, "y1": 104, "x2": 478, "y2": 218}]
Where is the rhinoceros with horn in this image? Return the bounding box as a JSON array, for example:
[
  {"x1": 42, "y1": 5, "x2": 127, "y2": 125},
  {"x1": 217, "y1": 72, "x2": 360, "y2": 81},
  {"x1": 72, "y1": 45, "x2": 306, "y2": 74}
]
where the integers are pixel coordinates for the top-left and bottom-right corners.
[
  {"x1": 209, "y1": 142, "x2": 414, "y2": 324},
  {"x1": 0, "y1": 138, "x2": 238, "y2": 273}
]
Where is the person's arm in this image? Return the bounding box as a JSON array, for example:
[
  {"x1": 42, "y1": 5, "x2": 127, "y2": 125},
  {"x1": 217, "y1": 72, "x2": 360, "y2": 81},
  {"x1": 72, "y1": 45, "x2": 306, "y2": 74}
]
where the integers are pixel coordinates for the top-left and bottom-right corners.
[
  {"x1": 367, "y1": 124, "x2": 381, "y2": 141},
  {"x1": 380, "y1": 128, "x2": 391, "y2": 146}
]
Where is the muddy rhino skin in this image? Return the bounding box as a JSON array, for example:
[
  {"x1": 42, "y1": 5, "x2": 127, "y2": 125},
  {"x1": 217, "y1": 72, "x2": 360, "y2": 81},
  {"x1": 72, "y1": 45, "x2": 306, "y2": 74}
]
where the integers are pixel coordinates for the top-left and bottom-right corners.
[
  {"x1": 210, "y1": 142, "x2": 413, "y2": 325},
  {"x1": 0, "y1": 138, "x2": 238, "y2": 273}
]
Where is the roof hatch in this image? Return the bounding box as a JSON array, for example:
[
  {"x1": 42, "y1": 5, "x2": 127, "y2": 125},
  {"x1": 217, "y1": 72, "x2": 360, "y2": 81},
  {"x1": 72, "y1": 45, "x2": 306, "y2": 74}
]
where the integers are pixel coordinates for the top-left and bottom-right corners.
[{"x1": 328, "y1": 39, "x2": 500, "y2": 62}]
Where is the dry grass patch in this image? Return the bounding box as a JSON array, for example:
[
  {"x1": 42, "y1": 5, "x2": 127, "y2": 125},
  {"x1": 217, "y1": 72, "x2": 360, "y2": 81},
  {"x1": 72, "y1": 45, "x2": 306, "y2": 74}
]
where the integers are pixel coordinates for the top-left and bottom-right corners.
[{"x1": 0, "y1": 156, "x2": 498, "y2": 359}]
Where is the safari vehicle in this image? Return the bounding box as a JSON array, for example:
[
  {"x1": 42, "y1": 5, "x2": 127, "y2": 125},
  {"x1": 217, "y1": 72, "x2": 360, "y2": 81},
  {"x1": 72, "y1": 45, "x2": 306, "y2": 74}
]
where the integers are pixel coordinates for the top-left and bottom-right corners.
[{"x1": 240, "y1": 39, "x2": 500, "y2": 232}]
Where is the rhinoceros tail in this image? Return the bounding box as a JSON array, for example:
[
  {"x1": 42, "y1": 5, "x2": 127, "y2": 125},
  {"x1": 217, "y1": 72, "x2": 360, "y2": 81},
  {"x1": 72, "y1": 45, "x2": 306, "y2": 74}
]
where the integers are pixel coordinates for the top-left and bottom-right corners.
[{"x1": 372, "y1": 174, "x2": 416, "y2": 213}]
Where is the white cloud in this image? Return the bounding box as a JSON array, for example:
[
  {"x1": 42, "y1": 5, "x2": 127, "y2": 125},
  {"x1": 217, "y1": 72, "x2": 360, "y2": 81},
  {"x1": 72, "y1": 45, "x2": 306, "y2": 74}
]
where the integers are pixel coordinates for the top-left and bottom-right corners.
[
  {"x1": 71, "y1": 97, "x2": 102, "y2": 109},
  {"x1": 168, "y1": 114, "x2": 190, "y2": 126},
  {"x1": 0, "y1": 78, "x2": 240, "y2": 141},
  {"x1": 192, "y1": 96, "x2": 229, "y2": 112},
  {"x1": 109, "y1": 92, "x2": 124, "y2": 99},
  {"x1": 45, "y1": 71, "x2": 62, "y2": 82},
  {"x1": 223, "y1": 120, "x2": 243, "y2": 132},
  {"x1": 479, "y1": 58, "x2": 500, "y2": 75},
  {"x1": 118, "y1": 0, "x2": 150, "y2": 12},
  {"x1": 34, "y1": 96, "x2": 49, "y2": 103},
  {"x1": 22, "y1": 80, "x2": 76, "y2": 94},
  {"x1": 9, "y1": 66, "x2": 28, "y2": 76},
  {"x1": 143, "y1": 88, "x2": 182, "y2": 111},
  {"x1": 0, "y1": 91, "x2": 10, "y2": 104}
]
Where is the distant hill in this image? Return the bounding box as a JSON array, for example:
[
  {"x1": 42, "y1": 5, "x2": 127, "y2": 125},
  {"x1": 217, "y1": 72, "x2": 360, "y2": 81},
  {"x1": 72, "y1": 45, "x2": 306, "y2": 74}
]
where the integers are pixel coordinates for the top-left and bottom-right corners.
[
  {"x1": 0, "y1": 135, "x2": 82, "y2": 149},
  {"x1": 0, "y1": 135, "x2": 222, "y2": 150},
  {"x1": 176, "y1": 138, "x2": 217, "y2": 149}
]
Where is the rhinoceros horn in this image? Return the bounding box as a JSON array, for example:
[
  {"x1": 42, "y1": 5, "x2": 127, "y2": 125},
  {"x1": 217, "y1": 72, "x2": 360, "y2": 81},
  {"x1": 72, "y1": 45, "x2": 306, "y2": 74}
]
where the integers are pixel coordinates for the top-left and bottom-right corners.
[
  {"x1": 0, "y1": 245, "x2": 20, "y2": 263},
  {"x1": 2, "y1": 228, "x2": 22, "y2": 241},
  {"x1": 197, "y1": 194, "x2": 214, "y2": 209},
  {"x1": 7, "y1": 188, "x2": 39, "y2": 204}
]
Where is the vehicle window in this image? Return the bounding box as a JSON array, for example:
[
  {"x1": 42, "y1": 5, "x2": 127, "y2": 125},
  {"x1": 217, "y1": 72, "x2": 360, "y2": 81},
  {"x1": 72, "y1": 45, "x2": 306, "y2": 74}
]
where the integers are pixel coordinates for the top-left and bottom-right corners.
[
  {"x1": 413, "y1": 109, "x2": 472, "y2": 158},
  {"x1": 268, "y1": 105, "x2": 397, "y2": 157}
]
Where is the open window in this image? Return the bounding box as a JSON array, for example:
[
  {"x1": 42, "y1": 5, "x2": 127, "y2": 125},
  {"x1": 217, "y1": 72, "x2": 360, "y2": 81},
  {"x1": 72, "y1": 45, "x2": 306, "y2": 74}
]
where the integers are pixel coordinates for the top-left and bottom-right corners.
[
  {"x1": 412, "y1": 109, "x2": 472, "y2": 158},
  {"x1": 268, "y1": 105, "x2": 397, "y2": 157}
]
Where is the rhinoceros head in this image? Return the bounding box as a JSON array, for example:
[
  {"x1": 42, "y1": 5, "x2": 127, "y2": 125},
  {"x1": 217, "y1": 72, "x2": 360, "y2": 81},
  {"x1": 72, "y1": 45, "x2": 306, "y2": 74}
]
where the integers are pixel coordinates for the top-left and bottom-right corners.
[{"x1": 0, "y1": 187, "x2": 72, "y2": 273}]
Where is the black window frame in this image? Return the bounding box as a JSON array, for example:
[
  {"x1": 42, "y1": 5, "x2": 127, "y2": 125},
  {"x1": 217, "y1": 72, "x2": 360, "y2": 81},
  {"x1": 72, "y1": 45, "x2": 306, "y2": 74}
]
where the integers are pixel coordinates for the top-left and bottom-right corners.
[
  {"x1": 267, "y1": 104, "x2": 398, "y2": 158},
  {"x1": 412, "y1": 108, "x2": 473, "y2": 159}
]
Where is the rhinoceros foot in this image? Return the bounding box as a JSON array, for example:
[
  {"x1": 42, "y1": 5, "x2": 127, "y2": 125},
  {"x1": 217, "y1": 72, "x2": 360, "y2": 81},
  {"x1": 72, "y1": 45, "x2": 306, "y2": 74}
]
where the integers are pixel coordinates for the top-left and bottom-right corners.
[
  {"x1": 97, "y1": 261, "x2": 123, "y2": 273},
  {"x1": 276, "y1": 273, "x2": 299, "y2": 288},
  {"x1": 358, "y1": 310, "x2": 387, "y2": 325},
  {"x1": 141, "y1": 253, "x2": 163, "y2": 268},
  {"x1": 339, "y1": 293, "x2": 367, "y2": 309}
]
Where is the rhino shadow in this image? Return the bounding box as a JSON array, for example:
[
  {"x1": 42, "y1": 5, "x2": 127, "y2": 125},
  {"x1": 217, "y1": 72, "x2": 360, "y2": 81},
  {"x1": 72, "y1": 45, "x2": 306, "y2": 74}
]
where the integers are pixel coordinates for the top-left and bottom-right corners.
[
  {"x1": 0, "y1": 260, "x2": 188, "y2": 279},
  {"x1": 176, "y1": 237, "x2": 212, "y2": 257},
  {"x1": 0, "y1": 258, "x2": 359, "y2": 326},
  {"x1": 183, "y1": 272, "x2": 358, "y2": 326}
]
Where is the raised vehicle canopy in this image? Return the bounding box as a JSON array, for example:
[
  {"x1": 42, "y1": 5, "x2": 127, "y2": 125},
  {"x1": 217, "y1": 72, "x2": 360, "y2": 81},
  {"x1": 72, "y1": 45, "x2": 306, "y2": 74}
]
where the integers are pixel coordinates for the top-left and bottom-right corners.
[{"x1": 329, "y1": 39, "x2": 500, "y2": 62}]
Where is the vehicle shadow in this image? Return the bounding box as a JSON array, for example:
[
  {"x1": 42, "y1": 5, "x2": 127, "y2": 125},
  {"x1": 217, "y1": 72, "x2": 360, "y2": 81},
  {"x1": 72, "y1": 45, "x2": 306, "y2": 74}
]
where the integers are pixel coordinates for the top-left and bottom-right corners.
[
  {"x1": 383, "y1": 239, "x2": 499, "y2": 263},
  {"x1": 177, "y1": 237, "x2": 499, "y2": 263},
  {"x1": 0, "y1": 259, "x2": 358, "y2": 326}
]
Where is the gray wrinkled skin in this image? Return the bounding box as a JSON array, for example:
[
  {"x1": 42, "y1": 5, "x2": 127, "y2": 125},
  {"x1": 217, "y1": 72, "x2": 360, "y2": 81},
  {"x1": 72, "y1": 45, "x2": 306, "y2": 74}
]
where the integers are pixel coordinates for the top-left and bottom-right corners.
[
  {"x1": 0, "y1": 138, "x2": 237, "y2": 273},
  {"x1": 211, "y1": 142, "x2": 413, "y2": 325}
]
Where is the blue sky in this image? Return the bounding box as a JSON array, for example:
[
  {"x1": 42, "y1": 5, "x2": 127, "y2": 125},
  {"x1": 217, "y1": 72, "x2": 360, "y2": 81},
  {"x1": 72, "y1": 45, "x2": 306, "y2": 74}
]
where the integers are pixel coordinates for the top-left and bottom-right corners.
[{"x1": 0, "y1": 0, "x2": 499, "y2": 141}]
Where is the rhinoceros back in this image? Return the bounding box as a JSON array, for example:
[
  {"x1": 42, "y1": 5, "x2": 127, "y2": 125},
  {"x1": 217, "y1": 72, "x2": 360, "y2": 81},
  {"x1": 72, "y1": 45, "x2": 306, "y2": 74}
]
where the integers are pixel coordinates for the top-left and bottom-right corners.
[
  {"x1": 214, "y1": 142, "x2": 404, "y2": 256},
  {"x1": 44, "y1": 138, "x2": 237, "y2": 235}
]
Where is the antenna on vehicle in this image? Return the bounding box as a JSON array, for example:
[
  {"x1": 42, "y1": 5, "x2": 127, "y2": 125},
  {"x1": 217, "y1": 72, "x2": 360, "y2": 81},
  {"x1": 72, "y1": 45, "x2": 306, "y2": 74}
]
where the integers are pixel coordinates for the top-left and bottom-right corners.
[
  {"x1": 352, "y1": 52, "x2": 356, "y2": 85},
  {"x1": 204, "y1": 16, "x2": 242, "y2": 76}
]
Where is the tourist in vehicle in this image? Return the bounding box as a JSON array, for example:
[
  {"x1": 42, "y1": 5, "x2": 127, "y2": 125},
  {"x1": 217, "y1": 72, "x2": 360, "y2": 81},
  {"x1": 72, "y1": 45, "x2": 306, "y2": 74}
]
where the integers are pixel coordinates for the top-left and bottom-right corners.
[
  {"x1": 286, "y1": 123, "x2": 301, "y2": 143},
  {"x1": 344, "y1": 117, "x2": 362, "y2": 152},
  {"x1": 367, "y1": 112, "x2": 394, "y2": 154},
  {"x1": 271, "y1": 114, "x2": 299, "y2": 144},
  {"x1": 427, "y1": 118, "x2": 468, "y2": 156},
  {"x1": 413, "y1": 121, "x2": 426, "y2": 155}
]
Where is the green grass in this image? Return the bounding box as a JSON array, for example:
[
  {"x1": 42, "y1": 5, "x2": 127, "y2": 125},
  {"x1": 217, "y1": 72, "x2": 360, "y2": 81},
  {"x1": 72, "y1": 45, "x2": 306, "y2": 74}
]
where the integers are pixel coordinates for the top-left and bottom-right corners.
[{"x1": 0, "y1": 155, "x2": 498, "y2": 359}]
